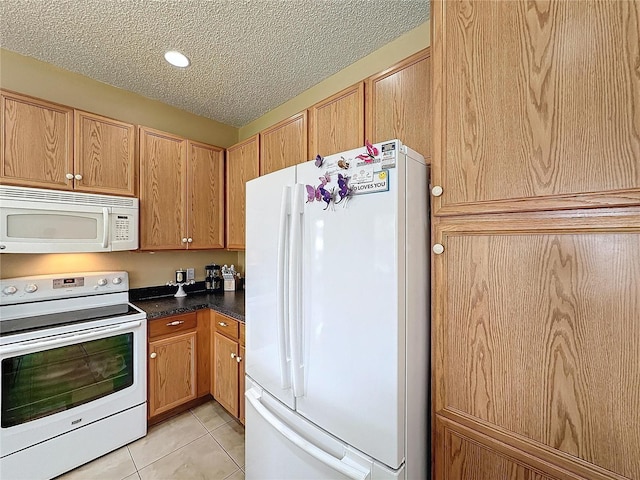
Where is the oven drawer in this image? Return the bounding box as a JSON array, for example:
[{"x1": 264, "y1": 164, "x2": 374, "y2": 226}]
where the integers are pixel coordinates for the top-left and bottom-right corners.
[
  {"x1": 148, "y1": 313, "x2": 197, "y2": 339},
  {"x1": 214, "y1": 313, "x2": 239, "y2": 340}
]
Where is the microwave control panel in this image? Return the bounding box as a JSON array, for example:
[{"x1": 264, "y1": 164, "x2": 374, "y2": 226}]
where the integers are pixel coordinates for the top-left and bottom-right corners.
[{"x1": 114, "y1": 215, "x2": 131, "y2": 241}]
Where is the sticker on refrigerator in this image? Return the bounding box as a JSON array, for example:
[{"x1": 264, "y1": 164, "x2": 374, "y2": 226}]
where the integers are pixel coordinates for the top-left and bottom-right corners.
[
  {"x1": 380, "y1": 142, "x2": 397, "y2": 169},
  {"x1": 350, "y1": 164, "x2": 374, "y2": 184},
  {"x1": 350, "y1": 170, "x2": 390, "y2": 195}
]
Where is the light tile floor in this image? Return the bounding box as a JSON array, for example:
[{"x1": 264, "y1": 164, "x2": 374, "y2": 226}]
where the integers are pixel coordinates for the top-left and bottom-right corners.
[{"x1": 57, "y1": 400, "x2": 244, "y2": 480}]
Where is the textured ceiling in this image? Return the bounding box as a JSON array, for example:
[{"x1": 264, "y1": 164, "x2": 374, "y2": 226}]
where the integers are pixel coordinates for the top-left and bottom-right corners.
[{"x1": 0, "y1": 0, "x2": 429, "y2": 127}]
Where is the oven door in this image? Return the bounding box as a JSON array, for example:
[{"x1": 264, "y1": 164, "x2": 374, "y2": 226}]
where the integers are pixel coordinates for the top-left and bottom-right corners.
[{"x1": 0, "y1": 318, "x2": 146, "y2": 457}]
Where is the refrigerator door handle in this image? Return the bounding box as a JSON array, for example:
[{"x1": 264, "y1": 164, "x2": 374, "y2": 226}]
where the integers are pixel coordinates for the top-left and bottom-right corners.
[
  {"x1": 277, "y1": 186, "x2": 292, "y2": 389},
  {"x1": 246, "y1": 388, "x2": 370, "y2": 480},
  {"x1": 289, "y1": 183, "x2": 305, "y2": 398}
]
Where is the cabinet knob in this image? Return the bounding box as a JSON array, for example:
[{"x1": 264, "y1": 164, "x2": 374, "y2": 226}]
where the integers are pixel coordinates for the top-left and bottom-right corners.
[
  {"x1": 433, "y1": 243, "x2": 445, "y2": 255},
  {"x1": 431, "y1": 185, "x2": 443, "y2": 197},
  {"x1": 74, "y1": 174, "x2": 83, "y2": 181},
  {"x1": 182, "y1": 237, "x2": 188, "y2": 243},
  {"x1": 231, "y1": 353, "x2": 237, "y2": 359},
  {"x1": 236, "y1": 356, "x2": 242, "y2": 363},
  {"x1": 65, "y1": 173, "x2": 74, "y2": 180},
  {"x1": 150, "y1": 352, "x2": 157, "y2": 359},
  {"x1": 166, "y1": 320, "x2": 184, "y2": 326},
  {"x1": 187, "y1": 237, "x2": 193, "y2": 243},
  {"x1": 218, "y1": 322, "x2": 228, "y2": 327}
]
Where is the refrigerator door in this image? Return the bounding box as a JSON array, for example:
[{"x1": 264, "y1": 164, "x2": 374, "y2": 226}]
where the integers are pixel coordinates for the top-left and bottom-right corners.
[
  {"x1": 245, "y1": 381, "x2": 402, "y2": 480},
  {"x1": 293, "y1": 143, "x2": 410, "y2": 469},
  {"x1": 246, "y1": 166, "x2": 297, "y2": 409}
]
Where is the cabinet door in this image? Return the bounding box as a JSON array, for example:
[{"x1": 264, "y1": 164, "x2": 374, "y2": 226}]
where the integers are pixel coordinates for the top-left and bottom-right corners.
[
  {"x1": 1, "y1": 91, "x2": 73, "y2": 190},
  {"x1": 432, "y1": 0, "x2": 640, "y2": 216},
  {"x1": 186, "y1": 140, "x2": 225, "y2": 249},
  {"x1": 213, "y1": 331, "x2": 239, "y2": 417},
  {"x1": 433, "y1": 209, "x2": 640, "y2": 480},
  {"x1": 74, "y1": 110, "x2": 136, "y2": 196},
  {"x1": 148, "y1": 330, "x2": 198, "y2": 418},
  {"x1": 259, "y1": 111, "x2": 308, "y2": 176},
  {"x1": 238, "y1": 344, "x2": 245, "y2": 425},
  {"x1": 308, "y1": 83, "x2": 364, "y2": 158},
  {"x1": 139, "y1": 127, "x2": 187, "y2": 250},
  {"x1": 435, "y1": 417, "x2": 562, "y2": 480},
  {"x1": 226, "y1": 135, "x2": 259, "y2": 249},
  {"x1": 365, "y1": 49, "x2": 431, "y2": 160}
]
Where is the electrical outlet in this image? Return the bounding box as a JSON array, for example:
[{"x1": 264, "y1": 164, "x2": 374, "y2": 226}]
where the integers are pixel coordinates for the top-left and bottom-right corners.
[{"x1": 186, "y1": 268, "x2": 195, "y2": 281}]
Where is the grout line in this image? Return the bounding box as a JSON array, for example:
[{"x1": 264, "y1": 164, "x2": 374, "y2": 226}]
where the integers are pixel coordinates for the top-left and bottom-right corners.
[
  {"x1": 209, "y1": 431, "x2": 243, "y2": 470},
  {"x1": 222, "y1": 467, "x2": 243, "y2": 480}
]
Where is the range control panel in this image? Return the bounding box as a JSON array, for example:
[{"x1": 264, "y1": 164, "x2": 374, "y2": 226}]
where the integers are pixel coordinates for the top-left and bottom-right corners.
[{"x1": 0, "y1": 271, "x2": 129, "y2": 304}]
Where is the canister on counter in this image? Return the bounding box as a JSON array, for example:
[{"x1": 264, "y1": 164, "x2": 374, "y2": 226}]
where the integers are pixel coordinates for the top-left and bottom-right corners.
[{"x1": 175, "y1": 269, "x2": 186, "y2": 283}]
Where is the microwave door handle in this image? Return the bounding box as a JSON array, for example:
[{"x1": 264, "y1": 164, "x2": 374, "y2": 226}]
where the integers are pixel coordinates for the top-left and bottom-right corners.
[{"x1": 102, "y1": 207, "x2": 109, "y2": 248}]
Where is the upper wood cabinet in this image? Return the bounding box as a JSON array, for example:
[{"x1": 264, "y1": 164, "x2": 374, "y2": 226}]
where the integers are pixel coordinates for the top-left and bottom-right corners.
[
  {"x1": 365, "y1": 49, "x2": 431, "y2": 161},
  {"x1": 139, "y1": 127, "x2": 224, "y2": 250},
  {"x1": 308, "y1": 82, "x2": 364, "y2": 158},
  {"x1": 186, "y1": 140, "x2": 225, "y2": 249},
  {"x1": 74, "y1": 110, "x2": 136, "y2": 196},
  {"x1": 432, "y1": 0, "x2": 640, "y2": 216},
  {"x1": 139, "y1": 127, "x2": 187, "y2": 250},
  {"x1": 0, "y1": 91, "x2": 136, "y2": 195},
  {"x1": 1, "y1": 91, "x2": 74, "y2": 190},
  {"x1": 226, "y1": 135, "x2": 259, "y2": 250},
  {"x1": 259, "y1": 111, "x2": 308, "y2": 176},
  {"x1": 433, "y1": 208, "x2": 640, "y2": 480}
]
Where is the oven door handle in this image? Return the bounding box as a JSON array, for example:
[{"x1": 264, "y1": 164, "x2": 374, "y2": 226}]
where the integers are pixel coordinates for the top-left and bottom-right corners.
[{"x1": 1, "y1": 321, "x2": 142, "y2": 355}]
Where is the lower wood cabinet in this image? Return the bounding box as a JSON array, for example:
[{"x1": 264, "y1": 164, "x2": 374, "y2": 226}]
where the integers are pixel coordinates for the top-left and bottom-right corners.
[
  {"x1": 147, "y1": 311, "x2": 210, "y2": 423},
  {"x1": 212, "y1": 313, "x2": 246, "y2": 424}
]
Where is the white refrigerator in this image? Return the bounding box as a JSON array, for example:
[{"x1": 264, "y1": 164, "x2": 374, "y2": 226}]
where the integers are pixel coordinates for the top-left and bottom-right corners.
[{"x1": 245, "y1": 140, "x2": 429, "y2": 480}]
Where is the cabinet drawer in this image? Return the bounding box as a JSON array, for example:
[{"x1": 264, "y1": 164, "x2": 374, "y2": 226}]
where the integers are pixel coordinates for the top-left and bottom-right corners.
[
  {"x1": 149, "y1": 312, "x2": 197, "y2": 339},
  {"x1": 239, "y1": 322, "x2": 245, "y2": 347},
  {"x1": 214, "y1": 314, "x2": 239, "y2": 340}
]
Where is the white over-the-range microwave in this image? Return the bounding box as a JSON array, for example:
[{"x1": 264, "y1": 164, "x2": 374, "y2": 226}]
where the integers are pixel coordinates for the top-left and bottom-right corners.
[{"x1": 0, "y1": 186, "x2": 138, "y2": 253}]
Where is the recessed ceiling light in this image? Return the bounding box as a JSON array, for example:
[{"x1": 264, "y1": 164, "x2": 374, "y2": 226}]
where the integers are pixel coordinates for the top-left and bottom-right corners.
[{"x1": 164, "y1": 50, "x2": 190, "y2": 68}]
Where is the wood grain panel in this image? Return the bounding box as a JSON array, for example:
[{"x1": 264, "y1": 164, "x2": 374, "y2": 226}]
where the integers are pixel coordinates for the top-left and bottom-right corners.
[
  {"x1": 226, "y1": 134, "x2": 259, "y2": 249},
  {"x1": 432, "y1": 0, "x2": 640, "y2": 215},
  {"x1": 213, "y1": 331, "x2": 239, "y2": 417},
  {"x1": 139, "y1": 127, "x2": 187, "y2": 250},
  {"x1": 308, "y1": 82, "x2": 364, "y2": 157},
  {"x1": 436, "y1": 416, "x2": 578, "y2": 480},
  {"x1": 1, "y1": 90, "x2": 73, "y2": 189},
  {"x1": 187, "y1": 140, "x2": 225, "y2": 249},
  {"x1": 259, "y1": 111, "x2": 308, "y2": 176},
  {"x1": 196, "y1": 309, "x2": 211, "y2": 397},
  {"x1": 434, "y1": 216, "x2": 640, "y2": 479},
  {"x1": 148, "y1": 330, "x2": 197, "y2": 418},
  {"x1": 74, "y1": 110, "x2": 136, "y2": 196},
  {"x1": 366, "y1": 49, "x2": 431, "y2": 160}
]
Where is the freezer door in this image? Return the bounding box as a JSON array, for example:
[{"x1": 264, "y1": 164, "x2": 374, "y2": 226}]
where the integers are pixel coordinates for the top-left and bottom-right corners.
[
  {"x1": 246, "y1": 166, "x2": 297, "y2": 408},
  {"x1": 293, "y1": 146, "x2": 410, "y2": 469},
  {"x1": 245, "y1": 383, "x2": 402, "y2": 480}
]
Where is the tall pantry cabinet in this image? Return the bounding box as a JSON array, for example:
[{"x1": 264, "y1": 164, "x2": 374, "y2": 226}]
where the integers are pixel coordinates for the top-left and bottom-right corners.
[{"x1": 431, "y1": 1, "x2": 640, "y2": 480}]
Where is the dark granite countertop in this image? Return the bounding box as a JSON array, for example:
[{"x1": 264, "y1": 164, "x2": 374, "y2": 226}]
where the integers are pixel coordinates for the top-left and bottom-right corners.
[{"x1": 130, "y1": 283, "x2": 245, "y2": 322}]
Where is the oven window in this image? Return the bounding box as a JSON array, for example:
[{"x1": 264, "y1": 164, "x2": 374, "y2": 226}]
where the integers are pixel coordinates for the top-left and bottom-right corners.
[{"x1": 1, "y1": 333, "x2": 134, "y2": 428}]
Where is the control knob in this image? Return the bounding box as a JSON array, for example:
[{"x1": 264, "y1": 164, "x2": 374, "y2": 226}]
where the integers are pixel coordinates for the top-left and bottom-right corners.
[
  {"x1": 3, "y1": 286, "x2": 17, "y2": 295},
  {"x1": 112, "y1": 277, "x2": 123, "y2": 285},
  {"x1": 97, "y1": 278, "x2": 108, "y2": 287},
  {"x1": 24, "y1": 284, "x2": 38, "y2": 293}
]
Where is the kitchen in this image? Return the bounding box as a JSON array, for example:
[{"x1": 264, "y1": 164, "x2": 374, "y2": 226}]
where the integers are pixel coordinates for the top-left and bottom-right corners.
[{"x1": 1, "y1": 1, "x2": 640, "y2": 480}]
